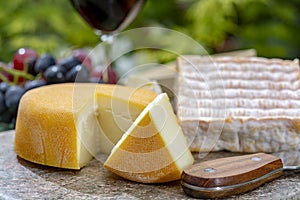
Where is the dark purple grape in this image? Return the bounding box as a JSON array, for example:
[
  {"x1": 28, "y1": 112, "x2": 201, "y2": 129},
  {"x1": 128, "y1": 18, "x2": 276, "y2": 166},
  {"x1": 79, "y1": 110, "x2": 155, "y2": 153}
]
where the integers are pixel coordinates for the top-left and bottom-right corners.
[
  {"x1": 4, "y1": 85, "x2": 25, "y2": 115},
  {"x1": 24, "y1": 79, "x2": 47, "y2": 91},
  {"x1": 0, "y1": 110, "x2": 13, "y2": 123},
  {"x1": 0, "y1": 92, "x2": 6, "y2": 114},
  {"x1": 0, "y1": 82, "x2": 9, "y2": 94},
  {"x1": 43, "y1": 65, "x2": 66, "y2": 84},
  {"x1": 11, "y1": 117, "x2": 17, "y2": 126},
  {"x1": 34, "y1": 54, "x2": 56, "y2": 73},
  {"x1": 73, "y1": 49, "x2": 93, "y2": 72},
  {"x1": 27, "y1": 57, "x2": 38, "y2": 76},
  {"x1": 66, "y1": 64, "x2": 90, "y2": 82},
  {"x1": 59, "y1": 56, "x2": 81, "y2": 71}
]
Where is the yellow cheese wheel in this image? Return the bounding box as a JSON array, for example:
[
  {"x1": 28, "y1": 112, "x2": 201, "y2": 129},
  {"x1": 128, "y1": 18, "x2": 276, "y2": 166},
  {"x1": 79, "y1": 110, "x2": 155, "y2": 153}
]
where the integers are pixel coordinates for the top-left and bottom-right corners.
[
  {"x1": 14, "y1": 83, "x2": 157, "y2": 169},
  {"x1": 104, "y1": 93, "x2": 194, "y2": 183}
]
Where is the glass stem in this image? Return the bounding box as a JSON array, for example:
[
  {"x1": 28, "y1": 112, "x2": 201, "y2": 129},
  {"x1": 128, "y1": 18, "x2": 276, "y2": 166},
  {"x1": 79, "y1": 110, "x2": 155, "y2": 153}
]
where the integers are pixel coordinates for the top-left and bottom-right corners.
[{"x1": 100, "y1": 33, "x2": 114, "y2": 83}]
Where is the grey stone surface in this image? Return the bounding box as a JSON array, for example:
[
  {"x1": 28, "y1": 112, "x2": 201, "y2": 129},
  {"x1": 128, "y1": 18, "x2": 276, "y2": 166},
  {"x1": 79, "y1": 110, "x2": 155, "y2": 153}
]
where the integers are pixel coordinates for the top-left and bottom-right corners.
[{"x1": 0, "y1": 130, "x2": 299, "y2": 199}]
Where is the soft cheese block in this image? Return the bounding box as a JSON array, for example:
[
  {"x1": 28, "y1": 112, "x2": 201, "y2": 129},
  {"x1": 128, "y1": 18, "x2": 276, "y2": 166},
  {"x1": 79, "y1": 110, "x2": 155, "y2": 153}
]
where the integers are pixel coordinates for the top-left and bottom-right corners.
[
  {"x1": 176, "y1": 56, "x2": 300, "y2": 153},
  {"x1": 104, "y1": 93, "x2": 194, "y2": 183},
  {"x1": 14, "y1": 83, "x2": 157, "y2": 169}
]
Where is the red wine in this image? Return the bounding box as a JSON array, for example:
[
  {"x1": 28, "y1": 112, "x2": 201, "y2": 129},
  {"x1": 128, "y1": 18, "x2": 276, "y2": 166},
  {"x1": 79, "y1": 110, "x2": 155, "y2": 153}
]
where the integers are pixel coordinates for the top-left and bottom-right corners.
[{"x1": 70, "y1": 0, "x2": 145, "y2": 33}]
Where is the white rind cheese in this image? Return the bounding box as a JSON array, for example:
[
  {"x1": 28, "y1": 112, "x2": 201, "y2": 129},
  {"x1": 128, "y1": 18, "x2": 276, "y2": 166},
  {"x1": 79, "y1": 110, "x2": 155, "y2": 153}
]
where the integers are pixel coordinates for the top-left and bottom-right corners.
[{"x1": 176, "y1": 56, "x2": 300, "y2": 153}]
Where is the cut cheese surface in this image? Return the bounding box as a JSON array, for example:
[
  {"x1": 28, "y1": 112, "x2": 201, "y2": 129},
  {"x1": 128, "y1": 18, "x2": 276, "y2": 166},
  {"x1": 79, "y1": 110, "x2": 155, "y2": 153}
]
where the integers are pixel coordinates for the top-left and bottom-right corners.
[
  {"x1": 104, "y1": 93, "x2": 194, "y2": 183},
  {"x1": 176, "y1": 56, "x2": 300, "y2": 152},
  {"x1": 14, "y1": 83, "x2": 157, "y2": 169}
]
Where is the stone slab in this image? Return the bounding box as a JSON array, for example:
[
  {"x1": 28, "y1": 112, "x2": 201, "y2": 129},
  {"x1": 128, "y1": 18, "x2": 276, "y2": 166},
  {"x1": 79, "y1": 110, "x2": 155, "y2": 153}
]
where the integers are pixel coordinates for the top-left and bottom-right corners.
[{"x1": 1, "y1": 130, "x2": 299, "y2": 199}]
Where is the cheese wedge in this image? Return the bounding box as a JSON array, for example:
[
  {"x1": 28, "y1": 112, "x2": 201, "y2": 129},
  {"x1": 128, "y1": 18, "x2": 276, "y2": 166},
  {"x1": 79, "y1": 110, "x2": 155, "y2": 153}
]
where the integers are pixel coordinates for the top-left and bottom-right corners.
[
  {"x1": 14, "y1": 83, "x2": 157, "y2": 169},
  {"x1": 176, "y1": 56, "x2": 300, "y2": 153},
  {"x1": 104, "y1": 93, "x2": 194, "y2": 183}
]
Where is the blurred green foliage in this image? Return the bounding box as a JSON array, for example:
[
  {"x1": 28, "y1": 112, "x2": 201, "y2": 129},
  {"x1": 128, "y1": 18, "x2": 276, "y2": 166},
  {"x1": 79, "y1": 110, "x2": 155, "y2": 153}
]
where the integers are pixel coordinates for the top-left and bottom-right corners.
[
  {"x1": 0, "y1": 0, "x2": 98, "y2": 62},
  {"x1": 186, "y1": 0, "x2": 300, "y2": 58},
  {"x1": 0, "y1": 0, "x2": 299, "y2": 63}
]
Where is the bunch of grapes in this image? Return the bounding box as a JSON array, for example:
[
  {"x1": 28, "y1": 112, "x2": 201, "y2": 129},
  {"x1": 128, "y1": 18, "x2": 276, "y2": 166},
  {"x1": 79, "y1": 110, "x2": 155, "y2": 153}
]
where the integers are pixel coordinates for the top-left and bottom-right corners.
[{"x1": 0, "y1": 48, "x2": 118, "y2": 129}]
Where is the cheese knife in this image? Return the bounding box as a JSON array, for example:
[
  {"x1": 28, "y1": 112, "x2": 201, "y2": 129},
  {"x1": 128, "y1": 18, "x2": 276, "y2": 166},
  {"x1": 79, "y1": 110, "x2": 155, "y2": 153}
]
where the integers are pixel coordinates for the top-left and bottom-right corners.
[{"x1": 181, "y1": 152, "x2": 300, "y2": 198}]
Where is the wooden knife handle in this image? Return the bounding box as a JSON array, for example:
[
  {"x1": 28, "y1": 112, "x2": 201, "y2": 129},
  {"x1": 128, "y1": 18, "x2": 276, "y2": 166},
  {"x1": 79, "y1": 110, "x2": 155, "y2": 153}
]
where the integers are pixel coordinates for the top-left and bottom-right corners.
[{"x1": 181, "y1": 153, "x2": 283, "y2": 198}]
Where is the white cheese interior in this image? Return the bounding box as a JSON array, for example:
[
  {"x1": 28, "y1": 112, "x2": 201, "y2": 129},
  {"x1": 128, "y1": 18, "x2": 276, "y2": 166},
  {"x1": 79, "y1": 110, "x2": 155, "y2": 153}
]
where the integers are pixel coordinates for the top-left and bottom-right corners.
[
  {"x1": 76, "y1": 95, "x2": 117, "y2": 167},
  {"x1": 76, "y1": 96, "x2": 103, "y2": 167},
  {"x1": 76, "y1": 93, "x2": 146, "y2": 166},
  {"x1": 149, "y1": 93, "x2": 193, "y2": 170}
]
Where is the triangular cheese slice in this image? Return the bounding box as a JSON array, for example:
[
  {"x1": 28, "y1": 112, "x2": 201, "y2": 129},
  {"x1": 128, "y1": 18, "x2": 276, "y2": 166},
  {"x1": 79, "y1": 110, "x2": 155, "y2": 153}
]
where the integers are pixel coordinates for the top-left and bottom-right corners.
[{"x1": 104, "y1": 93, "x2": 194, "y2": 183}]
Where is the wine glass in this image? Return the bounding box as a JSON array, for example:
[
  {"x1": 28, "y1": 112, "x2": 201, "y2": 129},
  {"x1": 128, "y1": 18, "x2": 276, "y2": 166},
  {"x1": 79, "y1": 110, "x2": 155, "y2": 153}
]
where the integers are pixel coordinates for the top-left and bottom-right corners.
[{"x1": 69, "y1": 0, "x2": 146, "y2": 83}]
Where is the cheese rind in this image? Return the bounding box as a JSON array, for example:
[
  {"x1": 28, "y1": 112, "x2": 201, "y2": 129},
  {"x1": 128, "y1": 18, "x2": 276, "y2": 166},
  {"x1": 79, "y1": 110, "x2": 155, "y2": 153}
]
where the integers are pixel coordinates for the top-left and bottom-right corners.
[
  {"x1": 104, "y1": 93, "x2": 194, "y2": 183},
  {"x1": 176, "y1": 56, "x2": 300, "y2": 152},
  {"x1": 14, "y1": 83, "x2": 157, "y2": 169}
]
